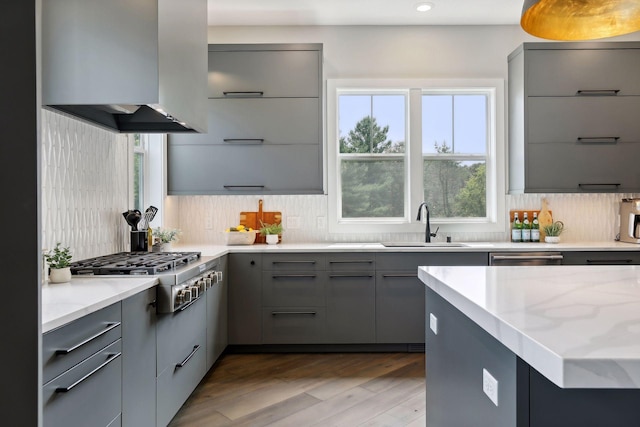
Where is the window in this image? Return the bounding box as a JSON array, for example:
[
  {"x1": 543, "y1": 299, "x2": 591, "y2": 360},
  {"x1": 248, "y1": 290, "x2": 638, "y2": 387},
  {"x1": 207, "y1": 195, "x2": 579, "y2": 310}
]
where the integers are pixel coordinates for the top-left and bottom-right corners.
[
  {"x1": 130, "y1": 134, "x2": 165, "y2": 227},
  {"x1": 327, "y1": 79, "x2": 505, "y2": 235},
  {"x1": 132, "y1": 134, "x2": 148, "y2": 212}
]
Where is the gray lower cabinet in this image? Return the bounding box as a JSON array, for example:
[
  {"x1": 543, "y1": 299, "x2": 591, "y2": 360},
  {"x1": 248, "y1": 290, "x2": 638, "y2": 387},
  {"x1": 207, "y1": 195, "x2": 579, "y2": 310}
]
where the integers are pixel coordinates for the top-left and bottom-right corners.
[
  {"x1": 156, "y1": 297, "x2": 206, "y2": 427},
  {"x1": 42, "y1": 303, "x2": 123, "y2": 427},
  {"x1": 562, "y1": 251, "x2": 640, "y2": 265},
  {"x1": 206, "y1": 256, "x2": 228, "y2": 369},
  {"x1": 326, "y1": 272, "x2": 375, "y2": 343},
  {"x1": 122, "y1": 288, "x2": 157, "y2": 427},
  {"x1": 228, "y1": 253, "x2": 263, "y2": 345}
]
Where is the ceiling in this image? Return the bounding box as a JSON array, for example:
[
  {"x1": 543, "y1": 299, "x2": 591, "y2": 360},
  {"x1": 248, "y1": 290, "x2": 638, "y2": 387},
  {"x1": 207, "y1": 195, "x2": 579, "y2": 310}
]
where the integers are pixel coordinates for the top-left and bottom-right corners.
[{"x1": 207, "y1": 0, "x2": 524, "y2": 27}]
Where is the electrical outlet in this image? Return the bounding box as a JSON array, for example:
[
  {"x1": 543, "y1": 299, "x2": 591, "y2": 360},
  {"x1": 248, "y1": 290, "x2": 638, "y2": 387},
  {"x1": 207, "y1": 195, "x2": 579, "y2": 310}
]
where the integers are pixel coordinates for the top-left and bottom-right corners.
[
  {"x1": 317, "y1": 216, "x2": 327, "y2": 229},
  {"x1": 483, "y1": 368, "x2": 499, "y2": 406},
  {"x1": 429, "y1": 313, "x2": 438, "y2": 334},
  {"x1": 287, "y1": 216, "x2": 301, "y2": 229},
  {"x1": 204, "y1": 217, "x2": 213, "y2": 230}
]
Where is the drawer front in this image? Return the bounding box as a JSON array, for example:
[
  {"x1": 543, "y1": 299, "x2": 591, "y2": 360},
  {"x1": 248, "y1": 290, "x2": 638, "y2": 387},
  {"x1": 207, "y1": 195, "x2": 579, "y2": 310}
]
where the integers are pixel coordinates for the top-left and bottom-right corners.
[
  {"x1": 208, "y1": 50, "x2": 321, "y2": 98},
  {"x1": 167, "y1": 144, "x2": 322, "y2": 195},
  {"x1": 326, "y1": 253, "x2": 375, "y2": 272},
  {"x1": 527, "y1": 143, "x2": 640, "y2": 192},
  {"x1": 262, "y1": 272, "x2": 325, "y2": 307},
  {"x1": 170, "y1": 98, "x2": 320, "y2": 146},
  {"x1": 156, "y1": 296, "x2": 206, "y2": 376},
  {"x1": 376, "y1": 252, "x2": 488, "y2": 270},
  {"x1": 43, "y1": 340, "x2": 122, "y2": 427},
  {"x1": 263, "y1": 253, "x2": 326, "y2": 271},
  {"x1": 262, "y1": 308, "x2": 326, "y2": 344},
  {"x1": 562, "y1": 251, "x2": 640, "y2": 265},
  {"x1": 526, "y1": 48, "x2": 640, "y2": 96},
  {"x1": 43, "y1": 302, "x2": 122, "y2": 384},
  {"x1": 156, "y1": 341, "x2": 207, "y2": 427},
  {"x1": 528, "y1": 97, "x2": 640, "y2": 144}
]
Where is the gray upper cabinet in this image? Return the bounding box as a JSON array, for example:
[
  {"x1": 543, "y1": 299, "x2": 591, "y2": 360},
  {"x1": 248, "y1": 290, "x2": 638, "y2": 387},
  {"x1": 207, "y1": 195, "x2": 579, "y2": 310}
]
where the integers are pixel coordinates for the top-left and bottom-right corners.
[
  {"x1": 508, "y1": 42, "x2": 640, "y2": 193},
  {"x1": 168, "y1": 43, "x2": 323, "y2": 196}
]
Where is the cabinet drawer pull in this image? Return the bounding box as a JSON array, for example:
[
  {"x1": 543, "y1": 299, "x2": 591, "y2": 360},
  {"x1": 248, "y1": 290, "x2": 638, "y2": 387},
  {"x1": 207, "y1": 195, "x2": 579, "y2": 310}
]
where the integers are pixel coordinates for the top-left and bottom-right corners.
[
  {"x1": 271, "y1": 311, "x2": 316, "y2": 316},
  {"x1": 55, "y1": 352, "x2": 121, "y2": 393},
  {"x1": 578, "y1": 183, "x2": 621, "y2": 190},
  {"x1": 223, "y1": 138, "x2": 264, "y2": 144},
  {"x1": 56, "y1": 322, "x2": 121, "y2": 355},
  {"x1": 272, "y1": 261, "x2": 316, "y2": 264},
  {"x1": 329, "y1": 260, "x2": 374, "y2": 264},
  {"x1": 576, "y1": 89, "x2": 620, "y2": 96},
  {"x1": 329, "y1": 274, "x2": 373, "y2": 278},
  {"x1": 223, "y1": 91, "x2": 264, "y2": 97},
  {"x1": 586, "y1": 259, "x2": 633, "y2": 264},
  {"x1": 224, "y1": 185, "x2": 265, "y2": 190},
  {"x1": 382, "y1": 274, "x2": 417, "y2": 278},
  {"x1": 176, "y1": 345, "x2": 200, "y2": 368},
  {"x1": 272, "y1": 274, "x2": 317, "y2": 278},
  {"x1": 577, "y1": 137, "x2": 620, "y2": 144}
]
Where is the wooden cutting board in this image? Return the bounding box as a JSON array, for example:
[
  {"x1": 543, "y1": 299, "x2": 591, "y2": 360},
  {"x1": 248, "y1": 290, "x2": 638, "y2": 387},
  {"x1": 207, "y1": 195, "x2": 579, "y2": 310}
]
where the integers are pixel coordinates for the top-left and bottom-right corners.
[{"x1": 240, "y1": 199, "x2": 282, "y2": 244}]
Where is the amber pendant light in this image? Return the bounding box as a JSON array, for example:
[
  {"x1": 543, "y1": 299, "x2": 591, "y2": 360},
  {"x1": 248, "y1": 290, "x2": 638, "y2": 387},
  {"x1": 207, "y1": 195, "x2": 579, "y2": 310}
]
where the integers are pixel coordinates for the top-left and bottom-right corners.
[{"x1": 521, "y1": 0, "x2": 640, "y2": 40}]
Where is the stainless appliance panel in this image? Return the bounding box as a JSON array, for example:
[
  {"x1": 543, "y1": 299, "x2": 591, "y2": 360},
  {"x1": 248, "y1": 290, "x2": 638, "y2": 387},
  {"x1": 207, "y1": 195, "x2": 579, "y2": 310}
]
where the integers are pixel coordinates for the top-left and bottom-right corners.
[{"x1": 489, "y1": 252, "x2": 563, "y2": 266}]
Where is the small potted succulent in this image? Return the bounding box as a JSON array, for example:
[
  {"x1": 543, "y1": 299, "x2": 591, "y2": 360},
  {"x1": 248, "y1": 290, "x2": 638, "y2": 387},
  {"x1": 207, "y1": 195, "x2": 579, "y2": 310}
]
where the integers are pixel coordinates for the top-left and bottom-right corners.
[
  {"x1": 259, "y1": 221, "x2": 283, "y2": 245},
  {"x1": 152, "y1": 227, "x2": 181, "y2": 252},
  {"x1": 44, "y1": 243, "x2": 73, "y2": 283},
  {"x1": 543, "y1": 221, "x2": 564, "y2": 243}
]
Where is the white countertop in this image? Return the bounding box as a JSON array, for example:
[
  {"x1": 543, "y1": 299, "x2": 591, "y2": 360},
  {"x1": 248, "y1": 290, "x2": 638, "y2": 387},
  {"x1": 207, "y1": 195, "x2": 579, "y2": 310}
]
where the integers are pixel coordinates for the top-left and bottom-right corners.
[
  {"x1": 419, "y1": 265, "x2": 640, "y2": 389},
  {"x1": 42, "y1": 276, "x2": 158, "y2": 333}
]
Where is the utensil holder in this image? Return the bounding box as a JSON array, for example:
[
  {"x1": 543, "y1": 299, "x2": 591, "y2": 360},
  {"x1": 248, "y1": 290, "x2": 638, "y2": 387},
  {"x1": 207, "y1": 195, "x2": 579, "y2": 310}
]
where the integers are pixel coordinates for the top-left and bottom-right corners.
[{"x1": 130, "y1": 231, "x2": 149, "y2": 252}]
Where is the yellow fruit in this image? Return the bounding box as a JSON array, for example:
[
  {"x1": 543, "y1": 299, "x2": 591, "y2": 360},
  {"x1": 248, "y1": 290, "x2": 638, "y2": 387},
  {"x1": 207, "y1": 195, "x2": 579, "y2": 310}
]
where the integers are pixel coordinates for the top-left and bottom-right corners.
[{"x1": 236, "y1": 225, "x2": 245, "y2": 230}]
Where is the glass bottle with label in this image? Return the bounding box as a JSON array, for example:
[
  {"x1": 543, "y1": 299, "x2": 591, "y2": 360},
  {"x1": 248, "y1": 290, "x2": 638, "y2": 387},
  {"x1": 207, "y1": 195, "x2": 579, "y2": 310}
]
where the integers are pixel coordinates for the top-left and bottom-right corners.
[
  {"x1": 511, "y1": 212, "x2": 522, "y2": 242},
  {"x1": 531, "y1": 212, "x2": 540, "y2": 242},
  {"x1": 522, "y1": 212, "x2": 531, "y2": 242}
]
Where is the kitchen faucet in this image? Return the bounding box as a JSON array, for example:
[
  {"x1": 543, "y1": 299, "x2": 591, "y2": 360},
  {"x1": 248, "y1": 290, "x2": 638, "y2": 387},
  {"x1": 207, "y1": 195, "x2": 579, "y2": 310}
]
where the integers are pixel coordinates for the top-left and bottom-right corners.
[{"x1": 417, "y1": 202, "x2": 438, "y2": 243}]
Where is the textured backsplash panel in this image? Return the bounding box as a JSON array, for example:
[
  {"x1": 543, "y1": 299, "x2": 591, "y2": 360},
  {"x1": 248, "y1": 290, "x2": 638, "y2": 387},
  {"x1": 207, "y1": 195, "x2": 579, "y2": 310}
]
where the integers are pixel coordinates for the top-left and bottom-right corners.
[
  {"x1": 171, "y1": 192, "x2": 640, "y2": 245},
  {"x1": 42, "y1": 110, "x2": 129, "y2": 260}
]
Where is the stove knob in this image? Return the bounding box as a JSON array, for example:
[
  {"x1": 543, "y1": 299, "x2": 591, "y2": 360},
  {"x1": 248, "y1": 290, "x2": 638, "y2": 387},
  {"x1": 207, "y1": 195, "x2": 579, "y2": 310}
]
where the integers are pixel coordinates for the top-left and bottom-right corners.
[
  {"x1": 204, "y1": 277, "x2": 212, "y2": 289},
  {"x1": 189, "y1": 285, "x2": 199, "y2": 299},
  {"x1": 216, "y1": 271, "x2": 223, "y2": 282},
  {"x1": 178, "y1": 289, "x2": 192, "y2": 304}
]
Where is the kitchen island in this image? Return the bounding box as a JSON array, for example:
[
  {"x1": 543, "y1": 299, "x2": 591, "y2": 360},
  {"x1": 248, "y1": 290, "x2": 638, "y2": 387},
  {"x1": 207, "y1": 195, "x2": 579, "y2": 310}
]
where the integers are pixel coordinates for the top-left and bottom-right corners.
[{"x1": 419, "y1": 265, "x2": 640, "y2": 427}]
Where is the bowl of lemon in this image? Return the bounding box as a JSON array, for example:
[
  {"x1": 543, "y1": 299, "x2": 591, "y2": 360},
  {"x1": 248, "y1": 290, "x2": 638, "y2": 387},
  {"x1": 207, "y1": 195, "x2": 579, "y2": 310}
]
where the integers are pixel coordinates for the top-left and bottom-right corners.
[{"x1": 224, "y1": 225, "x2": 257, "y2": 245}]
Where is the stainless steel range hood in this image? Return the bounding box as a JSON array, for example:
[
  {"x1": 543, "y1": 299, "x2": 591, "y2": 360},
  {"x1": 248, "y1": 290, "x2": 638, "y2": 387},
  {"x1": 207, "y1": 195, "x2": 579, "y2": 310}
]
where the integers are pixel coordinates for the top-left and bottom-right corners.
[{"x1": 42, "y1": 0, "x2": 207, "y2": 133}]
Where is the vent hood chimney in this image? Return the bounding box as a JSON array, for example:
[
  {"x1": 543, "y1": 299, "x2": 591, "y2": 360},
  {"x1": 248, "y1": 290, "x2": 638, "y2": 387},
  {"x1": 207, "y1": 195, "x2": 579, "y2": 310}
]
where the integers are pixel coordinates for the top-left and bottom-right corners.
[{"x1": 42, "y1": 0, "x2": 207, "y2": 133}]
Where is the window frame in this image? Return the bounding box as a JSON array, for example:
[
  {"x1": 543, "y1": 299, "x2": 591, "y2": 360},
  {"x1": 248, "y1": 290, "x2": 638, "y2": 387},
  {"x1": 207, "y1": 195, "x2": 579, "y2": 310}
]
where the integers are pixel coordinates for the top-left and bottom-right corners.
[
  {"x1": 129, "y1": 134, "x2": 166, "y2": 227},
  {"x1": 327, "y1": 78, "x2": 506, "y2": 235}
]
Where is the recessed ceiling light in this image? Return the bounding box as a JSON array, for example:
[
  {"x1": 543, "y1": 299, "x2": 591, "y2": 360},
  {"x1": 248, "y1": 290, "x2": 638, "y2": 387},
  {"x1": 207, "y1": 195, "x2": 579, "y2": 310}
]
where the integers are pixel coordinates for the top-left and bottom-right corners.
[{"x1": 415, "y1": 2, "x2": 434, "y2": 12}]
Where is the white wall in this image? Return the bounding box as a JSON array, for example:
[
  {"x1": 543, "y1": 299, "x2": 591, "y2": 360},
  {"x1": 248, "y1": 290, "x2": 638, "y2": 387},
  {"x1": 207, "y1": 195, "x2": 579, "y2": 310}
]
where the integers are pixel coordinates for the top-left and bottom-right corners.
[{"x1": 170, "y1": 25, "x2": 640, "y2": 244}]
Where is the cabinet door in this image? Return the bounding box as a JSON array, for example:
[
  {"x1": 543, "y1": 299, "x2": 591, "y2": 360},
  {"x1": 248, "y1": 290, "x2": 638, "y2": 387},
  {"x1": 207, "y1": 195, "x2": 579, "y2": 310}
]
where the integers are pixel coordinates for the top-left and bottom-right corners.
[
  {"x1": 121, "y1": 288, "x2": 156, "y2": 427},
  {"x1": 43, "y1": 340, "x2": 122, "y2": 427},
  {"x1": 526, "y1": 48, "x2": 640, "y2": 96},
  {"x1": 206, "y1": 256, "x2": 228, "y2": 368},
  {"x1": 561, "y1": 251, "x2": 640, "y2": 265},
  {"x1": 528, "y1": 97, "x2": 640, "y2": 144},
  {"x1": 208, "y1": 49, "x2": 321, "y2": 98},
  {"x1": 228, "y1": 254, "x2": 263, "y2": 345},
  {"x1": 376, "y1": 272, "x2": 426, "y2": 344},
  {"x1": 262, "y1": 308, "x2": 326, "y2": 344},
  {"x1": 526, "y1": 142, "x2": 640, "y2": 192},
  {"x1": 326, "y1": 253, "x2": 375, "y2": 272},
  {"x1": 263, "y1": 253, "x2": 326, "y2": 271},
  {"x1": 326, "y1": 272, "x2": 375, "y2": 343},
  {"x1": 167, "y1": 144, "x2": 322, "y2": 195},
  {"x1": 170, "y1": 98, "x2": 320, "y2": 146}
]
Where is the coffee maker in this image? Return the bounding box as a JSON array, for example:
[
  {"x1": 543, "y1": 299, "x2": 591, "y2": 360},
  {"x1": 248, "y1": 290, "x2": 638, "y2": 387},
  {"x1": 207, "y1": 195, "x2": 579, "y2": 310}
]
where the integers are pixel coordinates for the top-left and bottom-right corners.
[{"x1": 619, "y1": 198, "x2": 640, "y2": 244}]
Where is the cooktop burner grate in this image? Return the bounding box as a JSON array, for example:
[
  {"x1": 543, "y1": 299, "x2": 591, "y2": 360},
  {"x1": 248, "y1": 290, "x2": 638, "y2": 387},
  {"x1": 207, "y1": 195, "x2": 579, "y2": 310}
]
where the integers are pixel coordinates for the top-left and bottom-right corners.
[{"x1": 70, "y1": 251, "x2": 201, "y2": 275}]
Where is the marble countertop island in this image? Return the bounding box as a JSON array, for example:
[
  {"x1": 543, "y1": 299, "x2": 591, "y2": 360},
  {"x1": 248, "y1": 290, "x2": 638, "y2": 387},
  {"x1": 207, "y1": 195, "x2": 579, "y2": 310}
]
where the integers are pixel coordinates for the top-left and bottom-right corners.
[{"x1": 419, "y1": 265, "x2": 640, "y2": 389}]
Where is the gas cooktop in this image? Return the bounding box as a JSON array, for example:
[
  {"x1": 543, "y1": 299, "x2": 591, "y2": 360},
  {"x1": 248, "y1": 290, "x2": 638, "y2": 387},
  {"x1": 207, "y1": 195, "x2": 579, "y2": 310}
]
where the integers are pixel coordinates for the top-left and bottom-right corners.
[{"x1": 70, "y1": 251, "x2": 201, "y2": 276}]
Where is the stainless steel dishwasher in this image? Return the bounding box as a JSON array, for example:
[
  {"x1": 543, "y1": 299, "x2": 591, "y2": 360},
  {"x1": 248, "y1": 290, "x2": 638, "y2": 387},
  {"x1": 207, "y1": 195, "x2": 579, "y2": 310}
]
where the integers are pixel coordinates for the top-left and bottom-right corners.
[{"x1": 489, "y1": 252, "x2": 563, "y2": 266}]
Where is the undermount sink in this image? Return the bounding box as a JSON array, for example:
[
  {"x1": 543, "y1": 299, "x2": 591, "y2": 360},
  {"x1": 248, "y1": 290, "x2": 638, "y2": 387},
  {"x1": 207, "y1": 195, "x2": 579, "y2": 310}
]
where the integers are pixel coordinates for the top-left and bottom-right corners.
[{"x1": 381, "y1": 242, "x2": 469, "y2": 248}]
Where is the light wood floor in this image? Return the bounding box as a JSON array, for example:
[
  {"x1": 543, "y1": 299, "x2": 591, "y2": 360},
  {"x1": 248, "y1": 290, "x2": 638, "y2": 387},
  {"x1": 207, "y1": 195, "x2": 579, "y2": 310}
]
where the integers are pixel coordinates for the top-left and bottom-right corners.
[{"x1": 169, "y1": 352, "x2": 426, "y2": 427}]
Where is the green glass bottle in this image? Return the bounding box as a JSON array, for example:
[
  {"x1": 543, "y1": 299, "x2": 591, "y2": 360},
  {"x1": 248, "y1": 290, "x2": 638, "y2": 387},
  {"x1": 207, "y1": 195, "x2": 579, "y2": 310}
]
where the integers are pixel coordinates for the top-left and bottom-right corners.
[
  {"x1": 511, "y1": 213, "x2": 522, "y2": 243},
  {"x1": 531, "y1": 212, "x2": 540, "y2": 242},
  {"x1": 522, "y1": 212, "x2": 531, "y2": 242}
]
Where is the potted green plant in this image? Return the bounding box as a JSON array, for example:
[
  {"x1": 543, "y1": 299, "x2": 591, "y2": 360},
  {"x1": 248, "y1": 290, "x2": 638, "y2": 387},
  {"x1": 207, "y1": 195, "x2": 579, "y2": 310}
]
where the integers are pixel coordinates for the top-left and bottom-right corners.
[
  {"x1": 152, "y1": 227, "x2": 181, "y2": 252},
  {"x1": 44, "y1": 243, "x2": 73, "y2": 283},
  {"x1": 259, "y1": 221, "x2": 283, "y2": 245},
  {"x1": 543, "y1": 221, "x2": 564, "y2": 243}
]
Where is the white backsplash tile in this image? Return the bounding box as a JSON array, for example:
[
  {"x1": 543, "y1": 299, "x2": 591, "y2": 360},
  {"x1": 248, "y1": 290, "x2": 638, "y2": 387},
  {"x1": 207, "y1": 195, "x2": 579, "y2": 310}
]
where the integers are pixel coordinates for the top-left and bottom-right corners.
[{"x1": 41, "y1": 110, "x2": 129, "y2": 260}]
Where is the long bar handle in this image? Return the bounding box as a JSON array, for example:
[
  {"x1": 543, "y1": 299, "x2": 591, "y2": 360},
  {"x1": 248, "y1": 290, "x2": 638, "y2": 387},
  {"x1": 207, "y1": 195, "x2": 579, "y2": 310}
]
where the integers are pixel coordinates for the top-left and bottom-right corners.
[
  {"x1": 382, "y1": 274, "x2": 417, "y2": 278},
  {"x1": 55, "y1": 352, "x2": 121, "y2": 393},
  {"x1": 576, "y1": 89, "x2": 620, "y2": 96},
  {"x1": 586, "y1": 259, "x2": 633, "y2": 265},
  {"x1": 223, "y1": 91, "x2": 264, "y2": 97},
  {"x1": 329, "y1": 274, "x2": 373, "y2": 278},
  {"x1": 223, "y1": 139, "x2": 264, "y2": 144},
  {"x1": 176, "y1": 345, "x2": 200, "y2": 368},
  {"x1": 224, "y1": 185, "x2": 265, "y2": 190},
  {"x1": 578, "y1": 183, "x2": 621, "y2": 189},
  {"x1": 271, "y1": 311, "x2": 316, "y2": 316},
  {"x1": 491, "y1": 255, "x2": 564, "y2": 261},
  {"x1": 577, "y1": 137, "x2": 620, "y2": 144},
  {"x1": 329, "y1": 260, "x2": 374, "y2": 264},
  {"x1": 55, "y1": 322, "x2": 121, "y2": 355},
  {"x1": 272, "y1": 274, "x2": 317, "y2": 278},
  {"x1": 272, "y1": 261, "x2": 316, "y2": 264}
]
